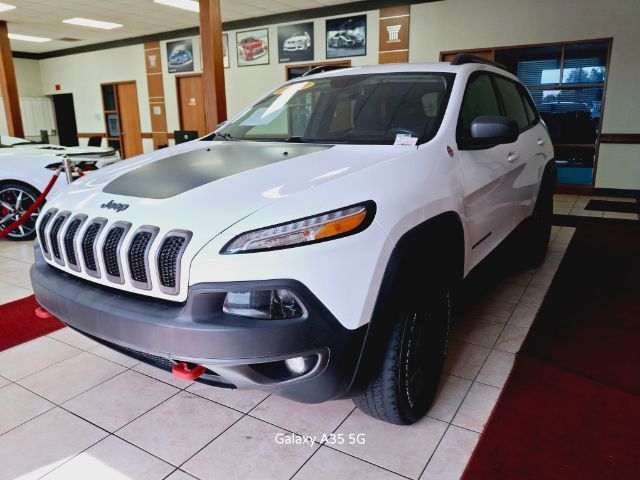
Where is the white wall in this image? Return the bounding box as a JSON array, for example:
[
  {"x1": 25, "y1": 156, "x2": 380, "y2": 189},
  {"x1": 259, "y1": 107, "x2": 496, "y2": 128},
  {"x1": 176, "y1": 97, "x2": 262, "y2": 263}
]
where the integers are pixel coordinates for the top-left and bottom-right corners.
[
  {"x1": 409, "y1": 0, "x2": 640, "y2": 190},
  {"x1": 14, "y1": 58, "x2": 44, "y2": 97}
]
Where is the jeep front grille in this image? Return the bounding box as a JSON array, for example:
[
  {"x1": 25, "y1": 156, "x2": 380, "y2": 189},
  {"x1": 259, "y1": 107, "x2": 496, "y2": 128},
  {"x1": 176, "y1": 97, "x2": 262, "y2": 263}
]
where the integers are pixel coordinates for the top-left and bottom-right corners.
[{"x1": 43, "y1": 214, "x2": 190, "y2": 296}]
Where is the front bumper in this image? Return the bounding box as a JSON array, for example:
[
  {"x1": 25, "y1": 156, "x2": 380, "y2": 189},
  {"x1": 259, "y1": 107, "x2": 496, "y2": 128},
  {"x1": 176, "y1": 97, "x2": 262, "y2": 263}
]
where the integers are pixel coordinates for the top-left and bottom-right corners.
[
  {"x1": 284, "y1": 44, "x2": 306, "y2": 51},
  {"x1": 31, "y1": 246, "x2": 366, "y2": 403}
]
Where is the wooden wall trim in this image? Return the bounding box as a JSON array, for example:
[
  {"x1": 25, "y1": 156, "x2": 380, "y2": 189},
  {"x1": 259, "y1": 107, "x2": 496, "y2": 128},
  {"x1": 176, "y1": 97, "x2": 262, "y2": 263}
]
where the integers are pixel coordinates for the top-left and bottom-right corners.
[
  {"x1": 0, "y1": 21, "x2": 24, "y2": 137},
  {"x1": 600, "y1": 134, "x2": 640, "y2": 144}
]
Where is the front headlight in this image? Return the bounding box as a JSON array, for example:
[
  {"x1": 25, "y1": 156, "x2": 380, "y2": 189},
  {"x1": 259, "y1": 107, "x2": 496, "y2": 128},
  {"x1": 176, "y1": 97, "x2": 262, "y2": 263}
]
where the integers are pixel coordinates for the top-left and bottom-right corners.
[{"x1": 221, "y1": 201, "x2": 375, "y2": 254}]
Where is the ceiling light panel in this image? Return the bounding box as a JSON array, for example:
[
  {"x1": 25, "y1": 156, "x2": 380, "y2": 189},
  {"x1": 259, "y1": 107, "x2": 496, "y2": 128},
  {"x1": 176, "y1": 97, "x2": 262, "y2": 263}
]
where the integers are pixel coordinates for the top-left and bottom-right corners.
[
  {"x1": 8, "y1": 33, "x2": 51, "y2": 42},
  {"x1": 154, "y1": 0, "x2": 199, "y2": 13},
  {"x1": 0, "y1": 2, "x2": 15, "y2": 13},
  {"x1": 62, "y1": 17, "x2": 123, "y2": 30}
]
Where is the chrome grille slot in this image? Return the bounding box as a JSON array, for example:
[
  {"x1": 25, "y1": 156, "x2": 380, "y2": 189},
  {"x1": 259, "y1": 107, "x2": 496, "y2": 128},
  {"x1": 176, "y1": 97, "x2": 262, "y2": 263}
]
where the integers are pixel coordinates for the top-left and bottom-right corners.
[
  {"x1": 157, "y1": 231, "x2": 192, "y2": 295},
  {"x1": 38, "y1": 208, "x2": 57, "y2": 259},
  {"x1": 81, "y1": 218, "x2": 107, "y2": 278},
  {"x1": 102, "y1": 222, "x2": 131, "y2": 284},
  {"x1": 49, "y1": 212, "x2": 70, "y2": 265},
  {"x1": 63, "y1": 215, "x2": 87, "y2": 272},
  {"x1": 127, "y1": 226, "x2": 159, "y2": 290}
]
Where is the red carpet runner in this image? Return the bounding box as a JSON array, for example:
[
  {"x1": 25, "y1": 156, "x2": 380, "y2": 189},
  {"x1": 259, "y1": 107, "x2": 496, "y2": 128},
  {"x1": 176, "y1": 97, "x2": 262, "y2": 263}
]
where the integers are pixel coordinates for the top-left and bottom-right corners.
[
  {"x1": 463, "y1": 222, "x2": 640, "y2": 480},
  {"x1": 0, "y1": 295, "x2": 64, "y2": 351}
]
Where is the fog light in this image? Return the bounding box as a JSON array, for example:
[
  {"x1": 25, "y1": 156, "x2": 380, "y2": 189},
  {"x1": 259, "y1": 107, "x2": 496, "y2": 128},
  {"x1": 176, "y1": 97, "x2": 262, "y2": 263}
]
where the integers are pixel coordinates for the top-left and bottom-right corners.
[
  {"x1": 285, "y1": 356, "x2": 314, "y2": 375},
  {"x1": 223, "y1": 289, "x2": 304, "y2": 319}
]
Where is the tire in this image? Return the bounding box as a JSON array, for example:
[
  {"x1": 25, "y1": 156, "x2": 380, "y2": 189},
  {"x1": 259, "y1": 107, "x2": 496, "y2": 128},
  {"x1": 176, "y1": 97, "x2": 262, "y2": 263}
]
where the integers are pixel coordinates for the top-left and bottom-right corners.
[
  {"x1": 520, "y1": 165, "x2": 555, "y2": 268},
  {"x1": 0, "y1": 183, "x2": 41, "y2": 241},
  {"x1": 353, "y1": 283, "x2": 452, "y2": 425}
]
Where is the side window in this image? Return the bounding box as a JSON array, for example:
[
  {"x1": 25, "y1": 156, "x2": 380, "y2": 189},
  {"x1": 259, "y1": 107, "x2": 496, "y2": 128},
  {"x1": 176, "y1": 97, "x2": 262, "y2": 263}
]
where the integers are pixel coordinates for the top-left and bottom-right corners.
[
  {"x1": 494, "y1": 76, "x2": 529, "y2": 130},
  {"x1": 458, "y1": 73, "x2": 501, "y2": 138},
  {"x1": 519, "y1": 85, "x2": 539, "y2": 126}
]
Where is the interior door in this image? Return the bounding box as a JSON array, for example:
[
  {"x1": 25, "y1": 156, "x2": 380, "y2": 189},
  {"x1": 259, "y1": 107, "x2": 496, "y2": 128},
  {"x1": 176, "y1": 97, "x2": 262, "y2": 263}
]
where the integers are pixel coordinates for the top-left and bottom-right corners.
[
  {"x1": 456, "y1": 72, "x2": 520, "y2": 265},
  {"x1": 52, "y1": 93, "x2": 78, "y2": 146},
  {"x1": 116, "y1": 82, "x2": 143, "y2": 158},
  {"x1": 177, "y1": 74, "x2": 206, "y2": 137}
]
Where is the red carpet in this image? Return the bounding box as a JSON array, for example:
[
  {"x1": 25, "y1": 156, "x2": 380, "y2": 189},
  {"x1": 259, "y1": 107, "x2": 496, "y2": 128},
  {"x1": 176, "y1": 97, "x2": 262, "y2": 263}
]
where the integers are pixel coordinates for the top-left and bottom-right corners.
[
  {"x1": 464, "y1": 222, "x2": 640, "y2": 480},
  {"x1": 0, "y1": 295, "x2": 64, "y2": 351}
]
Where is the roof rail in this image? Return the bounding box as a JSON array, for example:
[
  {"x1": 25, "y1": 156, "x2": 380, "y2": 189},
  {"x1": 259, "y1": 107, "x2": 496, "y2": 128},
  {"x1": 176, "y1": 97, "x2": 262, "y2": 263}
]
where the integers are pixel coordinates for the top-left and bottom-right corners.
[
  {"x1": 450, "y1": 54, "x2": 508, "y2": 71},
  {"x1": 302, "y1": 65, "x2": 350, "y2": 77}
]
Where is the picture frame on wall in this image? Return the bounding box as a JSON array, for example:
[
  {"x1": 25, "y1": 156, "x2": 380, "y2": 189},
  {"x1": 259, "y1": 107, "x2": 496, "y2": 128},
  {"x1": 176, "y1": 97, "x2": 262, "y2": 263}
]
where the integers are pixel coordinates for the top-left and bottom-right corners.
[
  {"x1": 222, "y1": 34, "x2": 229, "y2": 68},
  {"x1": 166, "y1": 39, "x2": 194, "y2": 73},
  {"x1": 278, "y1": 22, "x2": 314, "y2": 63},
  {"x1": 326, "y1": 15, "x2": 367, "y2": 59},
  {"x1": 236, "y1": 28, "x2": 270, "y2": 67}
]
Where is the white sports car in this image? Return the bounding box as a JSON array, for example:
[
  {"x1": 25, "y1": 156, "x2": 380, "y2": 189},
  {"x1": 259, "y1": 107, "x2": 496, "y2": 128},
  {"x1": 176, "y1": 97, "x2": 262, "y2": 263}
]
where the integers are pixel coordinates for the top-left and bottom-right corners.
[{"x1": 0, "y1": 138, "x2": 121, "y2": 240}]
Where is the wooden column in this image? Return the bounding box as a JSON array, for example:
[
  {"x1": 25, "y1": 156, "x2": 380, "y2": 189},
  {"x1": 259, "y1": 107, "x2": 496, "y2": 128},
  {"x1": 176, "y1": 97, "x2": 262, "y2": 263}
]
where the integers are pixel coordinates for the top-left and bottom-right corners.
[
  {"x1": 199, "y1": 0, "x2": 227, "y2": 131},
  {"x1": 143, "y1": 41, "x2": 169, "y2": 149},
  {"x1": 378, "y1": 5, "x2": 410, "y2": 64},
  {"x1": 0, "y1": 21, "x2": 23, "y2": 138}
]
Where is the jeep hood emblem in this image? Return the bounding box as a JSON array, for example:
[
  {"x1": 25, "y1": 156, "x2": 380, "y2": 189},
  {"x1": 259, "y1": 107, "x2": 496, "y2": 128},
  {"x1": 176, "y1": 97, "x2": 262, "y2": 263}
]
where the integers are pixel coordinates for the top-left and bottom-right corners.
[{"x1": 101, "y1": 200, "x2": 129, "y2": 212}]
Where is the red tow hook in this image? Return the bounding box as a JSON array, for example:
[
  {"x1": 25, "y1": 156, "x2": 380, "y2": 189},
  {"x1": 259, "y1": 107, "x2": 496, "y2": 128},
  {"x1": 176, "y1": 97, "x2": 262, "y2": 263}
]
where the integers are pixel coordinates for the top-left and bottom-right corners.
[
  {"x1": 172, "y1": 362, "x2": 205, "y2": 381},
  {"x1": 35, "y1": 306, "x2": 54, "y2": 319}
]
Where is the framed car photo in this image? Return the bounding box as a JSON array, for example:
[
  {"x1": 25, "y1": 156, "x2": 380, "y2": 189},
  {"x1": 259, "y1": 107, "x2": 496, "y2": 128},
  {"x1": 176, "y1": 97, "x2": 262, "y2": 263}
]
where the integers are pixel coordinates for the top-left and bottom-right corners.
[
  {"x1": 236, "y1": 28, "x2": 270, "y2": 67},
  {"x1": 278, "y1": 22, "x2": 314, "y2": 63},
  {"x1": 326, "y1": 14, "x2": 366, "y2": 59},
  {"x1": 166, "y1": 39, "x2": 194, "y2": 73}
]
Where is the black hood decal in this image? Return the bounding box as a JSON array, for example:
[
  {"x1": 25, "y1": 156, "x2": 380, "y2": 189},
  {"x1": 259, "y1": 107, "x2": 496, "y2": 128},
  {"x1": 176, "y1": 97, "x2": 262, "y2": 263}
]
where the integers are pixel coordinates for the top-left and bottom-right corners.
[{"x1": 103, "y1": 142, "x2": 331, "y2": 199}]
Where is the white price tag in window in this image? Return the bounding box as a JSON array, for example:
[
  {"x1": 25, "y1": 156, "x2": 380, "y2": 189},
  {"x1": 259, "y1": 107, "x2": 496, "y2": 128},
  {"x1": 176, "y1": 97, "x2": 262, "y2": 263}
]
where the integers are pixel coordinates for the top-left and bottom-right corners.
[{"x1": 394, "y1": 134, "x2": 418, "y2": 146}]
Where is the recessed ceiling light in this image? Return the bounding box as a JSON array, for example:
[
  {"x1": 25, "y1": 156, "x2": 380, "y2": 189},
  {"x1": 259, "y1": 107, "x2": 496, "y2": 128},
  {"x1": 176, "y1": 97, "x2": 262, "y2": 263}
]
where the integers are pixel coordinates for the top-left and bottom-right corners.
[
  {"x1": 8, "y1": 33, "x2": 51, "y2": 43},
  {"x1": 154, "y1": 0, "x2": 199, "y2": 13},
  {"x1": 0, "y1": 2, "x2": 16, "y2": 13},
  {"x1": 62, "y1": 17, "x2": 123, "y2": 30}
]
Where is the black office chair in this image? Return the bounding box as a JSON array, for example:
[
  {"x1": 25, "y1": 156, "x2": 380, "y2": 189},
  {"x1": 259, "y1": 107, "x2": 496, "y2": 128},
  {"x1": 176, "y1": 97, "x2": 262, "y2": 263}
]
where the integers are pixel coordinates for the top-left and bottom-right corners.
[
  {"x1": 87, "y1": 136, "x2": 103, "y2": 147},
  {"x1": 174, "y1": 130, "x2": 198, "y2": 144}
]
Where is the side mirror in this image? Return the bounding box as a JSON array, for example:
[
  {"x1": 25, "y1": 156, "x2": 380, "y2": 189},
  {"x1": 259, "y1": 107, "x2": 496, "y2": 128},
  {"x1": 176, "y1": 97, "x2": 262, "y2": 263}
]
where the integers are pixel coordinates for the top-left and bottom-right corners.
[{"x1": 467, "y1": 115, "x2": 519, "y2": 148}]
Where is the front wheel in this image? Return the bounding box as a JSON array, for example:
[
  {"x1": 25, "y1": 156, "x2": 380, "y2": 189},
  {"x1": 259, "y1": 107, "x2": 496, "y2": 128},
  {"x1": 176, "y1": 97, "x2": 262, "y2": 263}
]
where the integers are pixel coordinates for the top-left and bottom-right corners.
[
  {"x1": 0, "y1": 183, "x2": 41, "y2": 241},
  {"x1": 520, "y1": 164, "x2": 555, "y2": 267},
  {"x1": 353, "y1": 287, "x2": 452, "y2": 425}
]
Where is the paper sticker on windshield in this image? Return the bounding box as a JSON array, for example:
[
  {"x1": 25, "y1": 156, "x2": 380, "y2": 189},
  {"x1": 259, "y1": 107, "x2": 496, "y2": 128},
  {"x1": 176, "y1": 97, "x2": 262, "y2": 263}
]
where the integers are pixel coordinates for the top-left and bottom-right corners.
[
  {"x1": 273, "y1": 81, "x2": 315, "y2": 95},
  {"x1": 394, "y1": 134, "x2": 418, "y2": 146}
]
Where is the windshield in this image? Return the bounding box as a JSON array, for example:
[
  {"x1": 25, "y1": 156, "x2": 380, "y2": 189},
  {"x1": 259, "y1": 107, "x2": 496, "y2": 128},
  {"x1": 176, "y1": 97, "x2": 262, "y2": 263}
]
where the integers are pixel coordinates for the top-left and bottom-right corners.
[{"x1": 216, "y1": 72, "x2": 455, "y2": 145}]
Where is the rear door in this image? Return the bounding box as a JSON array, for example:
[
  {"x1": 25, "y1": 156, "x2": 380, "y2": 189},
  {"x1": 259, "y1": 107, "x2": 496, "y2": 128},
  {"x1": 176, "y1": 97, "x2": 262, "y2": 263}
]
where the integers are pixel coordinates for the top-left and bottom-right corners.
[{"x1": 456, "y1": 72, "x2": 521, "y2": 266}]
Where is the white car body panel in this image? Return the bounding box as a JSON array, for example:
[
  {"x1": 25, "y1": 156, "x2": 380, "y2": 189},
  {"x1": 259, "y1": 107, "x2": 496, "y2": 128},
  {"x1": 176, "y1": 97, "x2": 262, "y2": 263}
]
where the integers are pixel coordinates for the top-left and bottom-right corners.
[{"x1": 35, "y1": 62, "x2": 553, "y2": 330}]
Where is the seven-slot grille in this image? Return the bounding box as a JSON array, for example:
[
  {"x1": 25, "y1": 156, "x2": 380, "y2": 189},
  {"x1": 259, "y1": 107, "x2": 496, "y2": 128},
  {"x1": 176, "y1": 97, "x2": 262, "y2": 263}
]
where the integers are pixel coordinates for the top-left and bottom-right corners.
[{"x1": 38, "y1": 209, "x2": 191, "y2": 296}]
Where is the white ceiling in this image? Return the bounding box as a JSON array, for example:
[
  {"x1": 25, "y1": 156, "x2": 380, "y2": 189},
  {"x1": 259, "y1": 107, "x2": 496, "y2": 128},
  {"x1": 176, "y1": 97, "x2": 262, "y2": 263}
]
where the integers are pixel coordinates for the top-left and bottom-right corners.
[{"x1": 1, "y1": 0, "x2": 361, "y2": 54}]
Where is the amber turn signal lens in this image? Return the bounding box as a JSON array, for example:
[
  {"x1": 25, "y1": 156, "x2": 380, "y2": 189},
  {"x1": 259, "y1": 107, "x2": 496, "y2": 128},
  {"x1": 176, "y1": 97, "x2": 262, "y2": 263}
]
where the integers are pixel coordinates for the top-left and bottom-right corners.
[{"x1": 315, "y1": 210, "x2": 367, "y2": 239}]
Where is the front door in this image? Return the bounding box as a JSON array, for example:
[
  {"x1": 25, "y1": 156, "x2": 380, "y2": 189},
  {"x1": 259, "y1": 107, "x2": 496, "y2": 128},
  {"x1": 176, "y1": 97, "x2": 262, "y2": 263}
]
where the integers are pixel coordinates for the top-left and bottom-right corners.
[
  {"x1": 116, "y1": 82, "x2": 143, "y2": 158},
  {"x1": 177, "y1": 74, "x2": 206, "y2": 137}
]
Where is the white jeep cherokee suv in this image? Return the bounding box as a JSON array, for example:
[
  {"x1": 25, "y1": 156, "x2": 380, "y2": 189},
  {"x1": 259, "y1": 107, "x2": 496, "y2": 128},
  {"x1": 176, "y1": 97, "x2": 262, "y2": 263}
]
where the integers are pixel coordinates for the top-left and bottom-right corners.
[{"x1": 31, "y1": 56, "x2": 554, "y2": 425}]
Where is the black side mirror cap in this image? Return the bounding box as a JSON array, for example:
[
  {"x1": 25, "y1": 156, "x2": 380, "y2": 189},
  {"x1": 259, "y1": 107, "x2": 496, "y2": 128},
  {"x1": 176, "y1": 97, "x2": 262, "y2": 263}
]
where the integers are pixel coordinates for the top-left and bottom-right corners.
[{"x1": 465, "y1": 115, "x2": 519, "y2": 148}]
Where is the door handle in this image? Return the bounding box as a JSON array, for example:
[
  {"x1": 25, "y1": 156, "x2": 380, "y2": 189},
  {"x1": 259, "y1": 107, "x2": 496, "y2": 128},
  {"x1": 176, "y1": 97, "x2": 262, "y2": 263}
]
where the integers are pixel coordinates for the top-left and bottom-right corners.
[
  {"x1": 507, "y1": 152, "x2": 520, "y2": 163},
  {"x1": 536, "y1": 138, "x2": 545, "y2": 146}
]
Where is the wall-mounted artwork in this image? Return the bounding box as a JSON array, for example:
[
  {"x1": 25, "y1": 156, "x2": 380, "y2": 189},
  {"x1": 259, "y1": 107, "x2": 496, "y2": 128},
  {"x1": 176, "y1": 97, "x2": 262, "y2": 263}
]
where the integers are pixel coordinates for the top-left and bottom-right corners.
[
  {"x1": 166, "y1": 39, "x2": 194, "y2": 73},
  {"x1": 326, "y1": 15, "x2": 366, "y2": 59},
  {"x1": 236, "y1": 28, "x2": 270, "y2": 67},
  {"x1": 223, "y1": 34, "x2": 229, "y2": 68},
  {"x1": 278, "y1": 22, "x2": 314, "y2": 63}
]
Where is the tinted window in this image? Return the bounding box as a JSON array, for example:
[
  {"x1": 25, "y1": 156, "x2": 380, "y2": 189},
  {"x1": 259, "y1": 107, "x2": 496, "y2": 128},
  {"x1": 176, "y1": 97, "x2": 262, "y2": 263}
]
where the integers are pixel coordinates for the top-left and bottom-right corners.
[
  {"x1": 458, "y1": 73, "x2": 501, "y2": 138},
  {"x1": 494, "y1": 76, "x2": 529, "y2": 130},
  {"x1": 519, "y1": 86, "x2": 538, "y2": 125}
]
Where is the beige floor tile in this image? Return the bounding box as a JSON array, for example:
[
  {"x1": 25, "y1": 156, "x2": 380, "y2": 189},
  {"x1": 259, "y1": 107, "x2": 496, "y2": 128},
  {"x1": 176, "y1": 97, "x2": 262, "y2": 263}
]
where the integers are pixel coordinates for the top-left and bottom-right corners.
[
  {"x1": 443, "y1": 341, "x2": 490, "y2": 380},
  {"x1": 519, "y1": 286, "x2": 548, "y2": 307},
  {"x1": 420, "y1": 426, "x2": 480, "y2": 480},
  {"x1": 0, "y1": 383, "x2": 54, "y2": 435},
  {"x1": 119, "y1": 391, "x2": 242, "y2": 466},
  {"x1": 528, "y1": 271, "x2": 555, "y2": 289},
  {"x1": 452, "y1": 382, "x2": 501, "y2": 432},
  {"x1": 251, "y1": 396, "x2": 355, "y2": 438},
  {"x1": 607, "y1": 196, "x2": 637, "y2": 203},
  {"x1": 42, "y1": 435, "x2": 174, "y2": 480},
  {"x1": 508, "y1": 303, "x2": 539, "y2": 328},
  {"x1": 88, "y1": 343, "x2": 141, "y2": 368},
  {"x1": 0, "y1": 336, "x2": 81, "y2": 381},
  {"x1": 476, "y1": 350, "x2": 515, "y2": 388},
  {"x1": 451, "y1": 319, "x2": 504, "y2": 348},
  {"x1": 16, "y1": 281, "x2": 33, "y2": 293},
  {"x1": 0, "y1": 283, "x2": 32, "y2": 304},
  {"x1": 294, "y1": 446, "x2": 403, "y2": 480},
  {"x1": 334, "y1": 409, "x2": 447, "y2": 479},
  {"x1": 553, "y1": 194, "x2": 578, "y2": 202},
  {"x1": 535, "y1": 260, "x2": 560, "y2": 278},
  {"x1": 133, "y1": 362, "x2": 193, "y2": 389},
  {"x1": 570, "y1": 208, "x2": 603, "y2": 218},
  {"x1": 0, "y1": 407, "x2": 107, "y2": 480},
  {"x1": 553, "y1": 227, "x2": 576, "y2": 244},
  {"x1": 19, "y1": 351, "x2": 126, "y2": 404},
  {"x1": 506, "y1": 270, "x2": 534, "y2": 287},
  {"x1": 553, "y1": 207, "x2": 571, "y2": 215},
  {"x1": 603, "y1": 211, "x2": 639, "y2": 220},
  {"x1": 0, "y1": 259, "x2": 31, "y2": 276},
  {"x1": 487, "y1": 282, "x2": 526, "y2": 303},
  {"x1": 187, "y1": 382, "x2": 269, "y2": 413},
  {"x1": 183, "y1": 416, "x2": 317, "y2": 480},
  {"x1": 166, "y1": 470, "x2": 198, "y2": 480},
  {"x1": 47, "y1": 327, "x2": 99, "y2": 350},
  {"x1": 0, "y1": 375, "x2": 9, "y2": 388},
  {"x1": 427, "y1": 375, "x2": 472, "y2": 423},
  {"x1": 494, "y1": 324, "x2": 529, "y2": 354},
  {"x1": 466, "y1": 298, "x2": 516, "y2": 323},
  {"x1": 63, "y1": 370, "x2": 179, "y2": 432}
]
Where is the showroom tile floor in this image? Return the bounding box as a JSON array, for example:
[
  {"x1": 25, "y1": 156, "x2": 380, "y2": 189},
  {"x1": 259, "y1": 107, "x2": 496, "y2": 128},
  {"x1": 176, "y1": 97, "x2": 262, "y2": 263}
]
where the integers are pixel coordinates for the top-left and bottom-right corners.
[
  {"x1": 553, "y1": 193, "x2": 639, "y2": 220},
  {"x1": 0, "y1": 196, "x2": 628, "y2": 480}
]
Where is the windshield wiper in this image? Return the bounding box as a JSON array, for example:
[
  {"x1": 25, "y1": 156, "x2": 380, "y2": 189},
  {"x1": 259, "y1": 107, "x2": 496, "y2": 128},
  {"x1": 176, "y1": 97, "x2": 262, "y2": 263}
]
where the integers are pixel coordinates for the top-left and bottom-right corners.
[
  {"x1": 282, "y1": 136, "x2": 308, "y2": 143},
  {"x1": 213, "y1": 132, "x2": 238, "y2": 141}
]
